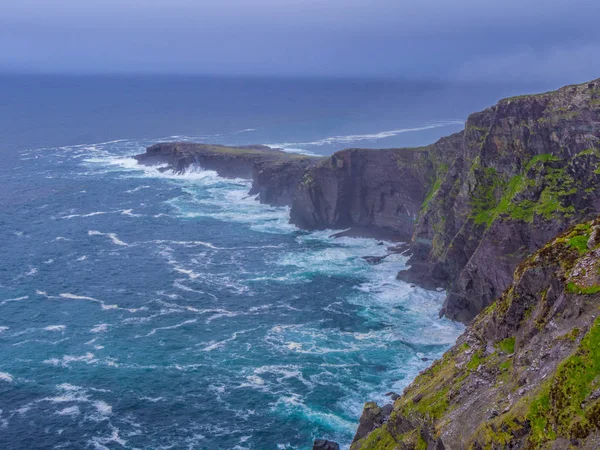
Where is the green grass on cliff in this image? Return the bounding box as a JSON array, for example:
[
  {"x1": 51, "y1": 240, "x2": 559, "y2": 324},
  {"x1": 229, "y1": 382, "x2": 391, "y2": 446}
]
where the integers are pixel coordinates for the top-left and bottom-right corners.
[
  {"x1": 527, "y1": 316, "x2": 600, "y2": 445},
  {"x1": 470, "y1": 152, "x2": 585, "y2": 227}
]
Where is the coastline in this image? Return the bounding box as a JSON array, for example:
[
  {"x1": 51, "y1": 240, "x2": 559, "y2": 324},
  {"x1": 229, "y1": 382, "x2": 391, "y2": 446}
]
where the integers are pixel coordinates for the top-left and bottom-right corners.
[{"x1": 132, "y1": 76, "x2": 600, "y2": 449}]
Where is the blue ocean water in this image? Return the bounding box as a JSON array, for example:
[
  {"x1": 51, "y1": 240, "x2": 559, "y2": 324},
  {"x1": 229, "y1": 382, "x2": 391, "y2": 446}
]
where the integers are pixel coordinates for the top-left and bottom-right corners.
[{"x1": 0, "y1": 76, "x2": 546, "y2": 449}]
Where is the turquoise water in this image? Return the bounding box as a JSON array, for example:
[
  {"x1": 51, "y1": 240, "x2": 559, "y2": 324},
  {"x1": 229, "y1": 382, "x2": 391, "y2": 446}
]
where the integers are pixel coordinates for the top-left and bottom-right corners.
[{"x1": 0, "y1": 136, "x2": 463, "y2": 449}]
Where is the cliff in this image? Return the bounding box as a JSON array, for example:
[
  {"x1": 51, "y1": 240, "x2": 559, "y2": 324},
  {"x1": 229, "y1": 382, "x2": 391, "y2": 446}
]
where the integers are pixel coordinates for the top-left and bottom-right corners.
[
  {"x1": 134, "y1": 142, "x2": 319, "y2": 206},
  {"x1": 403, "y1": 79, "x2": 600, "y2": 323},
  {"x1": 289, "y1": 147, "x2": 437, "y2": 240},
  {"x1": 350, "y1": 217, "x2": 600, "y2": 449}
]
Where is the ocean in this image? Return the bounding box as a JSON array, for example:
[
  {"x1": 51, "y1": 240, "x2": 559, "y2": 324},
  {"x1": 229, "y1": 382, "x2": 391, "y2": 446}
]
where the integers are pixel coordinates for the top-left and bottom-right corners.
[{"x1": 0, "y1": 75, "x2": 549, "y2": 449}]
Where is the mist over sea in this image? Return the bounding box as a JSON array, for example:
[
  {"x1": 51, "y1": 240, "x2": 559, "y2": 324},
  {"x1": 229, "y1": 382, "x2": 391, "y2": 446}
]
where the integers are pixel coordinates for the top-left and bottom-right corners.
[{"x1": 0, "y1": 75, "x2": 548, "y2": 449}]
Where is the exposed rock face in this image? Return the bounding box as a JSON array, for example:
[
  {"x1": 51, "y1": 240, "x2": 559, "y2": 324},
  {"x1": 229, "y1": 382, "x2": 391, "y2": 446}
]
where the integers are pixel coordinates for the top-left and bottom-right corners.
[
  {"x1": 351, "y1": 218, "x2": 600, "y2": 449},
  {"x1": 401, "y1": 78, "x2": 600, "y2": 323},
  {"x1": 134, "y1": 143, "x2": 319, "y2": 206},
  {"x1": 289, "y1": 148, "x2": 435, "y2": 241}
]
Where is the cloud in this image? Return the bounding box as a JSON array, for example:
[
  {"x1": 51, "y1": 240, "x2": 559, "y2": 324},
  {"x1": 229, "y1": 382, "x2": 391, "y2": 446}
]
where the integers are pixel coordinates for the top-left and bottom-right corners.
[
  {"x1": 452, "y1": 43, "x2": 600, "y2": 83},
  {"x1": 1, "y1": 0, "x2": 600, "y2": 80}
]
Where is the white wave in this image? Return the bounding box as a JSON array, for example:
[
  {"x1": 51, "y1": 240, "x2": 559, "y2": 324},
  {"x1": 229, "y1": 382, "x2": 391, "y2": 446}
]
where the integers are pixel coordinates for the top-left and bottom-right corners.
[
  {"x1": 125, "y1": 185, "x2": 151, "y2": 193},
  {"x1": 89, "y1": 427, "x2": 126, "y2": 449},
  {"x1": 1, "y1": 296, "x2": 28, "y2": 305},
  {"x1": 44, "y1": 352, "x2": 97, "y2": 367},
  {"x1": 61, "y1": 211, "x2": 107, "y2": 219},
  {"x1": 44, "y1": 325, "x2": 66, "y2": 332},
  {"x1": 58, "y1": 292, "x2": 145, "y2": 313},
  {"x1": 90, "y1": 323, "x2": 109, "y2": 333},
  {"x1": 56, "y1": 406, "x2": 80, "y2": 416},
  {"x1": 58, "y1": 293, "x2": 117, "y2": 311},
  {"x1": 24, "y1": 267, "x2": 38, "y2": 276},
  {"x1": 88, "y1": 230, "x2": 129, "y2": 246},
  {"x1": 151, "y1": 239, "x2": 221, "y2": 249},
  {"x1": 93, "y1": 400, "x2": 112, "y2": 415},
  {"x1": 0, "y1": 372, "x2": 14, "y2": 383},
  {"x1": 139, "y1": 396, "x2": 163, "y2": 403},
  {"x1": 120, "y1": 209, "x2": 142, "y2": 217},
  {"x1": 77, "y1": 255, "x2": 87, "y2": 261},
  {"x1": 200, "y1": 327, "x2": 258, "y2": 352},
  {"x1": 267, "y1": 120, "x2": 464, "y2": 150},
  {"x1": 246, "y1": 375, "x2": 265, "y2": 386},
  {"x1": 144, "y1": 319, "x2": 197, "y2": 337},
  {"x1": 0, "y1": 327, "x2": 8, "y2": 333},
  {"x1": 15, "y1": 406, "x2": 31, "y2": 415},
  {"x1": 272, "y1": 394, "x2": 356, "y2": 435}
]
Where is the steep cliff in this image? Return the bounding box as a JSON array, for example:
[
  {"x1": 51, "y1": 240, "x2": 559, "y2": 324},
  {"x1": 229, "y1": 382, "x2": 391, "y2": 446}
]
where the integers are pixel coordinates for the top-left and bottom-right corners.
[
  {"x1": 289, "y1": 147, "x2": 436, "y2": 241},
  {"x1": 399, "y1": 78, "x2": 600, "y2": 323},
  {"x1": 351, "y1": 217, "x2": 600, "y2": 449}
]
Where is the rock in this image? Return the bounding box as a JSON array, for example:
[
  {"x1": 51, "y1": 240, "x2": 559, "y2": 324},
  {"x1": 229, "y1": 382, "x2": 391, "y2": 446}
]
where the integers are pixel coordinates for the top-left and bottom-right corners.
[
  {"x1": 588, "y1": 388, "x2": 600, "y2": 401},
  {"x1": 134, "y1": 143, "x2": 319, "y2": 207},
  {"x1": 312, "y1": 439, "x2": 340, "y2": 450},
  {"x1": 361, "y1": 255, "x2": 388, "y2": 265},
  {"x1": 351, "y1": 402, "x2": 392, "y2": 443},
  {"x1": 588, "y1": 226, "x2": 600, "y2": 250},
  {"x1": 412, "y1": 393, "x2": 423, "y2": 403}
]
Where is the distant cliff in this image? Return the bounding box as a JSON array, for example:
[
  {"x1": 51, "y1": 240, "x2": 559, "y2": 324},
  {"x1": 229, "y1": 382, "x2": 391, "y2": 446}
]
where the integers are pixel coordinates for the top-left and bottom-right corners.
[
  {"x1": 134, "y1": 143, "x2": 319, "y2": 206},
  {"x1": 350, "y1": 218, "x2": 600, "y2": 449}
]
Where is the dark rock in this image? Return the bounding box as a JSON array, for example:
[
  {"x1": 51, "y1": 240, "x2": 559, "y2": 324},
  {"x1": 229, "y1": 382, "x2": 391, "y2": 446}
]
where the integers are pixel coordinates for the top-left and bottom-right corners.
[
  {"x1": 381, "y1": 404, "x2": 393, "y2": 417},
  {"x1": 312, "y1": 439, "x2": 340, "y2": 450},
  {"x1": 412, "y1": 393, "x2": 423, "y2": 403},
  {"x1": 351, "y1": 402, "x2": 391, "y2": 443},
  {"x1": 134, "y1": 143, "x2": 319, "y2": 207},
  {"x1": 361, "y1": 255, "x2": 388, "y2": 265}
]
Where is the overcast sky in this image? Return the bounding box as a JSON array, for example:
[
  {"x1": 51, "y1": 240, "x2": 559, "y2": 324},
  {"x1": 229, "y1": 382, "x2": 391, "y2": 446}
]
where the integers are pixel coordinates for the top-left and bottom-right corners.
[{"x1": 2, "y1": 0, "x2": 600, "y2": 82}]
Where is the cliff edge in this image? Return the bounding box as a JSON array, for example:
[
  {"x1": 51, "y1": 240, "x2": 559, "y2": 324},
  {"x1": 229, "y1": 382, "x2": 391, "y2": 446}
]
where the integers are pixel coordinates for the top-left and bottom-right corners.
[{"x1": 351, "y1": 217, "x2": 600, "y2": 449}]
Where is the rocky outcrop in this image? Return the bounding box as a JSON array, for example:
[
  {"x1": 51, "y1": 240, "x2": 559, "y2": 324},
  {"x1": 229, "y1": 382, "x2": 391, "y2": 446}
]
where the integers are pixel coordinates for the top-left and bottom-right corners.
[
  {"x1": 351, "y1": 218, "x2": 600, "y2": 449},
  {"x1": 134, "y1": 142, "x2": 319, "y2": 206}
]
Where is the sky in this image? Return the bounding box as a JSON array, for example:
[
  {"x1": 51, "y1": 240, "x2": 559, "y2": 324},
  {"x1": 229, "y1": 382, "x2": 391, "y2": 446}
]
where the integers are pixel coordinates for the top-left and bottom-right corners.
[{"x1": 1, "y1": 0, "x2": 600, "y2": 83}]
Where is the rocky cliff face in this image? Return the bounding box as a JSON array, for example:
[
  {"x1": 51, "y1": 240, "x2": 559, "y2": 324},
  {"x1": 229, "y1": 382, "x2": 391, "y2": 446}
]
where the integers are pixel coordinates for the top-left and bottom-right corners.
[
  {"x1": 400, "y1": 78, "x2": 600, "y2": 323},
  {"x1": 134, "y1": 142, "x2": 319, "y2": 206},
  {"x1": 350, "y1": 218, "x2": 600, "y2": 449},
  {"x1": 289, "y1": 148, "x2": 435, "y2": 241}
]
